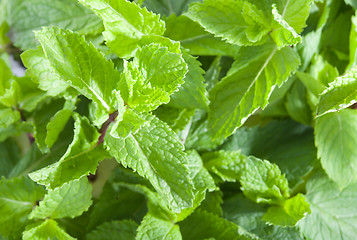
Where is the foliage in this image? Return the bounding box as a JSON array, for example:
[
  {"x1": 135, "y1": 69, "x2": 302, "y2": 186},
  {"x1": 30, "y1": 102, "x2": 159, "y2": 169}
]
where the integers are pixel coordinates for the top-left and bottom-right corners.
[{"x1": 0, "y1": 0, "x2": 357, "y2": 239}]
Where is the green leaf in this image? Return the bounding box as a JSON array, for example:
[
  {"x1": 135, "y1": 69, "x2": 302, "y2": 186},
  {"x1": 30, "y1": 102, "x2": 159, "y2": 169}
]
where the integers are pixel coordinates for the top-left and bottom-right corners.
[
  {"x1": 179, "y1": 210, "x2": 250, "y2": 240},
  {"x1": 87, "y1": 220, "x2": 138, "y2": 240},
  {"x1": 29, "y1": 177, "x2": 92, "y2": 219},
  {"x1": 208, "y1": 44, "x2": 300, "y2": 140},
  {"x1": 0, "y1": 106, "x2": 20, "y2": 128},
  {"x1": 29, "y1": 114, "x2": 108, "y2": 189},
  {"x1": 154, "y1": 106, "x2": 194, "y2": 133},
  {"x1": 169, "y1": 51, "x2": 209, "y2": 110},
  {"x1": 262, "y1": 194, "x2": 311, "y2": 227},
  {"x1": 104, "y1": 111, "x2": 194, "y2": 212},
  {"x1": 315, "y1": 109, "x2": 357, "y2": 188},
  {"x1": 345, "y1": 0, "x2": 357, "y2": 9},
  {"x1": 316, "y1": 66, "x2": 357, "y2": 116},
  {"x1": 119, "y1": 43, "x2": 187, "y2": 112},
  {"x1": 21, "y1": 47, "x2": 68, "y2": 96},
  {"x1": 6, "y1": 0, "x2": 103, "y2": 50},
  {"x1": 45, "y1": 109, "x2": 73, "y2": 149},
  {"x1": 79, "y1": 0, "x2": 165, "y2": 58},
  {"x1": 0, "y1": 138, "x2": 21, "y2": 178},
  {"x1": 203, "y1": 151, "x2": 290, "y2": 204},
  {"x1": 223, "y1": 194, "x2": 304, "y2": 240},
  {"x1": 164, "y1": 14, "x2": 241, "y2": 57},
  {"x1": 35, "y1": 27, "x2": 120, "y2": 117},
  {"x1": 0, "y1": 177, "x2": 45, "y2": 237},
  {"x1": 23, "y1": 219, "x2": 75, "y2": 240},
  {"x1": 298, "y1": 173, "x2": 357, "y2": 240},
  {"x1": 220, "y1": 119, "x2": 316, "y2": 189},
  {"x1": 142, "y1": 0, "x2": 200, "y2": 16},
  {"x1": 186, "y1": 0, "x2": 270, "y2": 46},
  {"x1": 136, "y1": 213, "x2": 182, "y2": 240}
]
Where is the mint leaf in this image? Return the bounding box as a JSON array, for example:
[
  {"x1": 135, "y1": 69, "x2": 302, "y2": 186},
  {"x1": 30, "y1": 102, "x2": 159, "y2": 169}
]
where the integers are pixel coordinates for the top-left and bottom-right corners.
[
  {"x1": 298, "y1": 173, "x2": 357, "y2": 240},
  {"x1": 23, "y1": 219, "x2": 75, "y2": 240},
  {"x1": 87, "y1": 220, "x2": 138, "y2": 240},
  {"x1": 104, "y1": 111, "x2": 194, "y2": 212},
  {"x1": 208, "y1": 44, "x2": 300, "y2": 140},
  {"x1": 0, "y1": 138, "x2": 21, "y2": 177},
  {"x1": 29, "y1": 114, "x2": 108, "y2": 188},
  {"x1": 136, "y1": 213, "x2": 182, "y2": 240},
  {"x1": 164, "y1": 15, "x2": 241, "y2": 57},
  {"x1": 35, "y1": 27, "x2": 120, "y2": 118},
  {"x1": 169, "y1": 51, "x2": 209, "y2": 110},
  {"x1": 120, "y1": 43, "x2": 187, "y2": 112},
  {"x1": 79, "y1": 0, "x2": 165, "y2": 58},
  {"x1": 143, "y1": 0, "x2": 199, "y2": 16},
  {"x1": 186, "y1": 0, "x2": 270, "y2": 46},
  {"x1": 6, "y1": 0, "x2": 103, "y2": 50},
  {"x1": 315, "y1": 109, "x2": 357, "y2": 188},
  {"x1": 317, "y1": 66, "x2": 357, "y2": 116},
  {"x1": 29, "y1": 177, "x2": 92, "y2": 219},
  {"x1": 0, "y1": 106, "x2": 20, "y2": 128},
  {"x1": 262, "y1": 194, "x2": 311, "y2": 227},
  {"x1": 179, "y1": 210, "x2": 250, "y2": 240},
  {"x1": 0, "y1": 177, "x2": 45, "y2": 237},
  {"x1": 21, "y1": 47, "x2": 68, "y2": 96}
]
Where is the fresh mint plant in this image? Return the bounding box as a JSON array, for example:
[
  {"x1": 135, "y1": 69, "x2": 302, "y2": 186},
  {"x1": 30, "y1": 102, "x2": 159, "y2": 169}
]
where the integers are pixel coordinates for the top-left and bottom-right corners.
[{"x1": 1, "y1": 0, "x2": 357, "y2": 239}]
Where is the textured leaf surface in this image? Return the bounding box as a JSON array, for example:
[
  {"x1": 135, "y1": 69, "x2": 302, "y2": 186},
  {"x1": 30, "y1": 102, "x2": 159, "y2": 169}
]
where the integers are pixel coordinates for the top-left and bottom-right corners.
[
  {"x1": 104, "y1": 111, "x2": 194, "y2": 212},
  {"x1": 87, "y1": 220, "x2": 138, "y2": 240},
  {"x1": 298, "y1": 173, "x2": 357, "y2": 240},
  {"x1": 7, "y1": 0, "x2": 103, "y2": 50},
  {"x1": 143, "y1": 0, "x2": 200, "y2": 16},
  {"x1": 203, "y1": 151, "x2": 290, "y2": 204},
  {"x1": 164, "y1": 14, "x2": 240, "y2": 57},
  {"x1": 315, "y1": 109, "x2": 357, "y2": 188},
  {"x1": 29, "y1": 114, "x2": 108, "y2": 188},
  {"x1": 208, "y1": 44, "x2": 300, "y2": 140},
  {"x1": 170, "y1": 51, "x2": 209, "y2": 110},
  {"x1": 21, "y1": 47, "x2": 68, "y2": 96},
  {"x1": 120, "y1": 43, "x2": 187, "y2": 112},
  {"x1": 262, "y1": 194, "x2": 310, "y2": 227},
  {"x1": 29, "y1": 177, "x2": 92, "y2": 219},
  {"x1": 317, "y1": 66, "x2": 357, "y2": 116},
  {"x1": 35, "y1": 27, "x2": 120, "y2": 116},
  {"x1": 186, "y1": 0, "x2": 270, "y2": 46},
  {"x1": 0, "y1": 106, "x2": 20, "y2": 128},
  {"x1": 0, "y1": 177, "x2": 45, "y2": 237},
  {"x1": 23, "y1": 219, "x2": 75, "y2": 240},
  {"x1": 79, "y1": 0, "x2": 165, "y2": 58},
  {"x1": 136, "y1": 213, "x2": 182, "y2": 240}
]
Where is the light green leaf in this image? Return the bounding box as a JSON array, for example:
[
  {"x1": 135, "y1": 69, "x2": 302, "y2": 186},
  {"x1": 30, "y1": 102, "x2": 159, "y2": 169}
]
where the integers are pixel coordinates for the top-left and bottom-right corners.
[
  {"x1": 104, "y1": 111, "x2": 194, "y2": 212},
  {"x1": 0, "y1": 106, "x2": 20, "y2": 128},
  {"x1": 29, "y1": 177, "x2": 92, "y2": 219},
  {"x1": 179, "y1": 210, "x2": 250, "y2": 240},
  {"x1": 143, "y1": 0, "x2": 200, "y2": 16},
  {"x1": 169, "y1": 51, "x2": 209, "y2": 110},
  {"x1": 154, "y1": 106, "x2": 194, "y2": 133},
  {"x1": 23, "y1": 219, "x2": 75, "y2": 240},
  {"x1": 32, "y1": 98, "x2": 67, "y2": 153},
  {"x1": 203, "y1": 151, "x2": 290, "y2": 204},
  {"x1": 0, "y1": 177, "x2": 45, "y2": 238},
  {"x1": 316, "y1": 66, "x2": 357, "y2": 116},
  {"x1": 315, "y1": 109, "x2": 357, "y2": 188},
  {"x1": 186, "y1": 0, "x2": 270, "y2": 46},
  {"x1": 208, "y1": 44, "x2": 300, "y2": 140},
  {"x1": 345, "y1": 0, "x2": 357, "y2": 9},
  {"x1": 29, "y1": 114, "x2": 108, "y2": 189},
  {"x1": 0, "y1": 57, "x2": 17, "y2": 107},
  {"x1": 347, "y1": 13, "x2": 357, "y2": 70},
  {"x1": 6, "y1": 0, "x2": 103, "y2": 50},
  {"x1": 136, "y1": 213, "x2": 182, "y2": 240},
  {"x1": 79, "y1": 0, "x2": 165, "y2": 58},
  {"x1": 262, "y1": 194, "x2": 310, "y2": 227},
  {"x1": 223, "y1": 194, "x2": 304, "y2": 240},
  {"x1": 21, "y1": 47, "x2": 68, "y2": 96},
  {"x1": 270, "y1": 4, "x2": 301, "y2": 48},
  {"x1": 35, "y1": 27, "x2": 120, "y2": 117},
  {"x1": 87, "y1": 220, "x2": 138, "y2": 240},
  {"x1": 164, "y1": 14, "x2": 241, "y2": 57},
  {"x1": 220, "y1": 119, "x2": 316, "y2": 189},
  {"x1": 298, "y1": 173, "x2": 357, "y2": 240},
  {"x1": 119, "y1": 43, "x2": 187, "y2": 112},
  {"x1": 45, "y1": 109, "x2": 73, "y2": 149}
]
